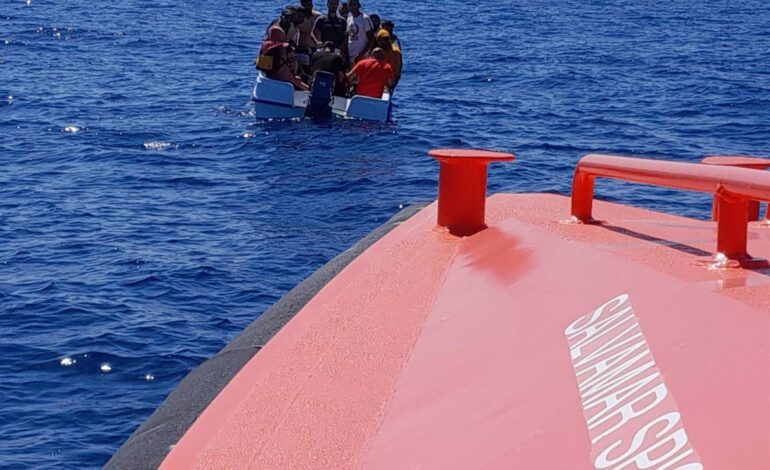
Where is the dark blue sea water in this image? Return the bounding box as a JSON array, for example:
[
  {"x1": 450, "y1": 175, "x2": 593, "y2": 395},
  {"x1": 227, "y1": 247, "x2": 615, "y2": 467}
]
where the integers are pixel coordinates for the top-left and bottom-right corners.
[{"x1": 1, "y1": 0, "x2": 768, "y2": 467}]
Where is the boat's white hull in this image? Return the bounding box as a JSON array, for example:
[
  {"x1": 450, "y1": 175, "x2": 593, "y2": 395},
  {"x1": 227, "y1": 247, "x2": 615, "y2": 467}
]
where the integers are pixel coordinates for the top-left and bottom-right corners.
[{"x1": 252, "y1": 72, "x2": 391, "y2": 122}]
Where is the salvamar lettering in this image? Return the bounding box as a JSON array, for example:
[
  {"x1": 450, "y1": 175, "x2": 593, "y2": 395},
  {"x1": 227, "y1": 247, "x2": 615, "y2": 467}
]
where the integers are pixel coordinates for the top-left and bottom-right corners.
[
  {"x1": 574, "y1": 321, "x2": 641, "y2": 369},
  {"x1": 586, "y1": 372, "x2": 661, "y2": 427},
  {"x1": 565, "y1": 294, "x2": 702, "y2": 469},
  {"x1": 576, "y1": 340, "x2": 649, "y2": 387},
  {"x1": 580, "y1": 351, "x2": 654, "y2": 401}
]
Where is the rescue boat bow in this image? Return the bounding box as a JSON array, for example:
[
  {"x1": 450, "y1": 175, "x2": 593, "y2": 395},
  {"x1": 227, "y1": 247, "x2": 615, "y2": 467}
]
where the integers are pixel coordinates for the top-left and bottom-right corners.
[{"x1": 108, "y1": 150, "x2": 770, "y2": 469}]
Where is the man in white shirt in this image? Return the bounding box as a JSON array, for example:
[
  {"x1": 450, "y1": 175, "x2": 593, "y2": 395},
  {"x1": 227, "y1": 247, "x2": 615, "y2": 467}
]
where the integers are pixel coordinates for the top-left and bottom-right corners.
[{"x1": 345, "y1": 0, "x2": 374, "y2": 64}]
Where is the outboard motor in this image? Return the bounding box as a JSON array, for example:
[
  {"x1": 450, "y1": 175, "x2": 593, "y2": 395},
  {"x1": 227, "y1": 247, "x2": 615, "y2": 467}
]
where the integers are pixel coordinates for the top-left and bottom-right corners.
[{"x1": 306, "y1": 71, "x2": 336, "y2": 121}]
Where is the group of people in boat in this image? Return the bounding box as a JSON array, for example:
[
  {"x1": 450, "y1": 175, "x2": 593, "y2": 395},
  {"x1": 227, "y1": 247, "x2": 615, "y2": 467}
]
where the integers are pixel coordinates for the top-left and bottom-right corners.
[{"x1": 257, "y1": 0, "x2": 403, "y2": 100}]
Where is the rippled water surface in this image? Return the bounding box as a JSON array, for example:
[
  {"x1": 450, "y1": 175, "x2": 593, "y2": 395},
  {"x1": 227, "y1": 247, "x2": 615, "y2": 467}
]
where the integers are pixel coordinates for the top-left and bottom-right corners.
[{"x1": 1, "y1": 0, "x2": 769, "y2": 467}]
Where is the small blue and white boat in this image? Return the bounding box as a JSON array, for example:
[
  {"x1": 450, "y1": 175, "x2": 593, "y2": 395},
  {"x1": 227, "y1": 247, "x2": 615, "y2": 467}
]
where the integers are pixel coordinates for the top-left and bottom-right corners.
[{"x1": 251, "y1": 72, "x2": 392, "y2": 122}]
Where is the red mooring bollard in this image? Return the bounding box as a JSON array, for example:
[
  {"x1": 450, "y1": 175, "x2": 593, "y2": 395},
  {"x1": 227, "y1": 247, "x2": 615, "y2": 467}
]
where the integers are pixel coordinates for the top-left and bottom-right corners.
[{"x1": 429, "y1": 149, "x2": 515, "y2": 236}]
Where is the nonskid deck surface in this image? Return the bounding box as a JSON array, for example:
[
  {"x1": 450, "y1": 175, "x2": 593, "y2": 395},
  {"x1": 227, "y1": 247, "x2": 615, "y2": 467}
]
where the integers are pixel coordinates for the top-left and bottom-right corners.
[{"x1": 161, "y1": 194, "x2": 770, "y2": 469}]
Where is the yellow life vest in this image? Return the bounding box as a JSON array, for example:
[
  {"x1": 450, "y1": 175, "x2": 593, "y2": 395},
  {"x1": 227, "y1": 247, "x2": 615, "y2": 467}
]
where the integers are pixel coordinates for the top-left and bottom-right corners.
[{"x1": 255, "y1": 54, "x2": 274, "y2": 72}]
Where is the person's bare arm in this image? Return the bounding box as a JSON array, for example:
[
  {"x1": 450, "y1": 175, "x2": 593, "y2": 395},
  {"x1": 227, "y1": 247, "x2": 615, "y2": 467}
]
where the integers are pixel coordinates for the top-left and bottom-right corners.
[
  {"x1": 344, "y1": 70, "x2": 359, "y2": 95},
  {"x1": 384, "y1": 66, "x2": 395, "y2": 93},
  {"x1": 341, "y1": 32, "x2": 349, "y2": 61},
  {"x1": 311, "y1": 17, "x2": 322, "y2": 45},
  {"x1": 364, "y1": 29, "x2": 375, "y2": 56},
  {"x1": 291, "y1": 75, "x2": 310, "y2": 91}
]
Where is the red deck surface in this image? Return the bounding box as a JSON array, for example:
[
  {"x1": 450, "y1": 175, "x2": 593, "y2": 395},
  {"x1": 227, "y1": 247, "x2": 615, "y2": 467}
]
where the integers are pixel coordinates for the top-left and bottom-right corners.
[{"x1": 161, "y1": 194, "x2": 770, "y2": 469}]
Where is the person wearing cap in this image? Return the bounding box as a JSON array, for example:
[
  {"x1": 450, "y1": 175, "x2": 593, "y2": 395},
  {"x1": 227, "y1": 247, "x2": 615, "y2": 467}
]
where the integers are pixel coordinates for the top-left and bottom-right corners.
[
  {"x1": 312, "y1": 0, "x2": 348, "y2": 53},
  {"x1": 375, "y1": 29, "x2": 401, "y2": 87},
  {"x1": 346, "y1": 47, "x2": 394, "y2": 98},
  {"x1": 297, "y1": 0, "x2": 322, "y2": 50},
  {"x1": 260, "y1": 25, "x2": 310, "y2": 91},
  {"x1": 345, "y1": 0, "x2": 375, "y2": 64},
  {"x1": 380, "y1": 19, "x2": 401, "y2": 50},
  {"x1": 311, "y1": 41, "x2": 347, "y2": 95},
  {"x1": 266, "y1": 5, "x2": 304, "y2": 46}
]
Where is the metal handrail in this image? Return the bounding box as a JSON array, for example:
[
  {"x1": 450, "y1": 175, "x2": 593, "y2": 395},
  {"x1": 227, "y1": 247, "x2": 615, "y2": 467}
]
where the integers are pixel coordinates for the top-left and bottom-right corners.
[{"x1": 571, "y1": 154, "x2": 770, "y2": 262}]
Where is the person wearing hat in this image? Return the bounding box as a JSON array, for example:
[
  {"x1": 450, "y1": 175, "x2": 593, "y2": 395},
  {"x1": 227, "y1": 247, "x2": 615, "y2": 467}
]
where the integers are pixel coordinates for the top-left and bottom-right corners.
[
  {"x1": 346, "y1": 47, "x2": 394, "y2": 98},
  {"x1": 375, "y1": 29, "x2": 401, "y2": 88},
  {"x1": 312, "y1": 0, "x2": 348, "y2": 54},
  {"x1": 259, "y1": 25, "x2": 310, "y2": 91},
  {"x1": 266, "y1": 5, "x2": 304, "y2": 46},
  {"x1": 380, "y1": 20, "x2": 401, "y2": 50},
  {"x1": 310, "y1": 41, "x2": 347, "y2": 95}
]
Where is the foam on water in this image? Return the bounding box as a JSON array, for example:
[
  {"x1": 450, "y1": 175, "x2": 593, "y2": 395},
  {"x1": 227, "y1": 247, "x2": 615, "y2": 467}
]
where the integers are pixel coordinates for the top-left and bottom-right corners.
[
  {"x1": 1, "y1": 0, "x2": 769, "y2": 468},
  {"x1": 142, "y1": 141, "x2": 176, "y2": 151},
  {"x1": 60, "y1": 357, "x2": 75, "y2": 367}
]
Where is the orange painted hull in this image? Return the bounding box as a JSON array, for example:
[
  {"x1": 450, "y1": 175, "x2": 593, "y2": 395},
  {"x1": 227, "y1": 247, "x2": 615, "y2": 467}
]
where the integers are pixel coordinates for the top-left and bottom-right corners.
[{"x1": 157, "y1": 193, "x2": 770, "y2": 469}]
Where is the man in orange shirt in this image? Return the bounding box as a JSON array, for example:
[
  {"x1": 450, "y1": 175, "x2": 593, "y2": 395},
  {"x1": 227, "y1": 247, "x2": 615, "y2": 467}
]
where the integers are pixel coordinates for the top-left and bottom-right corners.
[
  {"x1": 346, "y1": 48, "x2": 394, "y2": 98},
  {"x1": 375, "y1": 29, "x2": 402, "y2": 88}
]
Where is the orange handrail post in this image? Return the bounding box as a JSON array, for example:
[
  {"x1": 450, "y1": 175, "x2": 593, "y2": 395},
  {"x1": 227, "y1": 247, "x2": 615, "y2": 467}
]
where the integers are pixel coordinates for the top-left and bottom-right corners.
[
  {"x1": 571, "y1": 154, "x2": 770, "y2": 264},
  {"x1": 429, "y1": 149, "x2": 515, "y2": 236},
  {"x1": 702, "y1": 156, "x2": 770, "y2": 222},
  {"x1": 715, "y1": 191, "x2": 750, "y2": 259}
]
